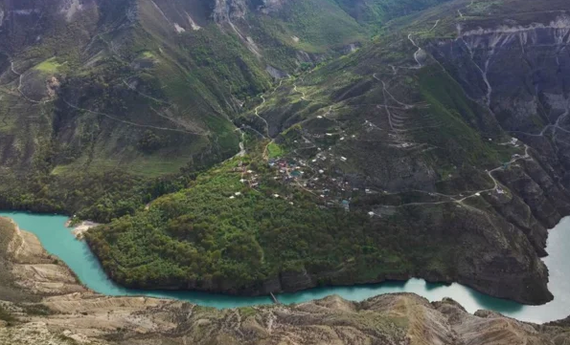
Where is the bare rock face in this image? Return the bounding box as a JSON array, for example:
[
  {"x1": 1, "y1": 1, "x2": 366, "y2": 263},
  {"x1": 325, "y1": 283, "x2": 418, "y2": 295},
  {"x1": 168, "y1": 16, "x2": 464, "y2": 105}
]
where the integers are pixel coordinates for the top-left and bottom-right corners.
[
  {"x1": 395, "y1": 13, "x2": 570, "y2": 305},
  {"x1": 258, "y1": 0, "x2": 289, "y2": 13},
  {"x1": 212, "y1": 0, "x2": 291, "y2": 22},
  {"x1": 212, "y1": 0, "x2": 248, "y2": 22},
  {"x1": 429, "y1": 15, "x2": 570, "y2": 181},
  {"x1": 59, "y1": 0, "x2": 95, "y2": 22},
  {"x1": 1, "y1": 218, "x2": 85, "y2": 296}
]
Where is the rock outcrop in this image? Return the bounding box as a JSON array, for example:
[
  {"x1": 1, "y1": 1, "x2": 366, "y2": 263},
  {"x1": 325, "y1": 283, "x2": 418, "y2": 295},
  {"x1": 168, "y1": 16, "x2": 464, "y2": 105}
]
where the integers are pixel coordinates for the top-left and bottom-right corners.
[{"x1": 417, "y1": 11, "x2": 570, "y2": 303}]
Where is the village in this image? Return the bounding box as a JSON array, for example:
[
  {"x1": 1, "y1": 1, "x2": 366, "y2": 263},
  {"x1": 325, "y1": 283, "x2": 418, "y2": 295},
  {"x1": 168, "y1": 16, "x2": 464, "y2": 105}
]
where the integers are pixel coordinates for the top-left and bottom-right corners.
[
  {"x1": 229, "y1": 123, "x2": 527, "y2": 219},
  {"x1": 229, "y1": 137, "x2": 385, "y2": 217}
]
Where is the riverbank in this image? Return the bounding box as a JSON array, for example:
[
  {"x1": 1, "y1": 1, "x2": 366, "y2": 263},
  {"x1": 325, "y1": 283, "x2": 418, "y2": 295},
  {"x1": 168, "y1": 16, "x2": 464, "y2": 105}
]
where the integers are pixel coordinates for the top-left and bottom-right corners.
[
  {"x1": 1, "y1": 215, "x2": 570, "y2": 344},
  {"x1": 1, "y1": 211, "x2": 570, "y2": 323},
  {"x1": 64, "y1": 220, "x2": 100, "y2": 240}
]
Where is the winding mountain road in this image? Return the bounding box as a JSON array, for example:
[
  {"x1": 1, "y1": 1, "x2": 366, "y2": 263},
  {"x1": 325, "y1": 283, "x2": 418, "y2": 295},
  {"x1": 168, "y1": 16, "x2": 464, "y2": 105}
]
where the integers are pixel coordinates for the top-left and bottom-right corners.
[
  {"x1": 293, "y1": 83, "x2": 307, "y2": 100},
  {"x1": 253, "y1": 94, "x2": 270, "y2": 135},
  {"x1": 9, "y1": 60, "x2": 44, "y2": 105},
  {"x1": 398, "y1": 145, "x2": 531, "y2": 207},
  {"x1": 407, "y1": 34, "x2": 424, "y2": 69}
]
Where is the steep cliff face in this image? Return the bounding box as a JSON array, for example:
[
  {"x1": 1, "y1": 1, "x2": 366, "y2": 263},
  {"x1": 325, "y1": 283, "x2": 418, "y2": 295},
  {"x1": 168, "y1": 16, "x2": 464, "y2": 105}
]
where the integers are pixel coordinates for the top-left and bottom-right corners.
[
  {"x1": 212, "y1": 0, "x2": 248, "y2": 22},
  {"x1": 430, "y1": 15, "x2": 570, "y2": 185},
  {"x1": 423, "y1": 14, "x2": 570, "y2": 299}
]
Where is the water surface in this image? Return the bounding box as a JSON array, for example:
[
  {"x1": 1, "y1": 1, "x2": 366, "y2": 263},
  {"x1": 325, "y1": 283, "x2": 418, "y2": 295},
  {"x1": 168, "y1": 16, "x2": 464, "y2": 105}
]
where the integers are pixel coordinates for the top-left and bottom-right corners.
[{"x1": 2, "y1": 211, "x2": 569, "y2": 323}]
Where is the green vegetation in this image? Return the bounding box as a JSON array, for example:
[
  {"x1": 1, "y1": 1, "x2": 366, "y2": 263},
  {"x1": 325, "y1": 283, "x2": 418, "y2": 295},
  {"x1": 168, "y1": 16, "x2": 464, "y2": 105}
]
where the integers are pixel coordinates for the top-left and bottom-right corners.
[
  {"x1": 0, "y1": 167, "x2": 193, "y2": 223},
  {"x1": 86, "y1": 154, "x2": 421, "y2": 291},
  {"x1": 138, "y1": 130, "x2": 163, "y2": 153},
  {"x1": 141, "y1": 51, "x2": 156, "y2": 59},
  {"x1": 333, "y1": 0, "x2": 453, "y2": 28},
  {"x1": 466, "y1": 0, "x2": 503, "y2": 15},
  {"x1": 1, "y1": 0, "x2": 553, "y2": 302},
  {"x1": 34, "y1": 58, "x2": 63, "y2": 73},
  {"x1": 0, "y1": 2, "x2": 279, "y2": 223},
  {"x1": 416, "y1": 66, "x2": 502, "y2": 168},
  {"x1": 255, "y1": 0, "x2": 366, "y2": 54},
  {"x1": 239, "y1": 307, "x2": 257, "y2": 318},
  {"x1": 0, "y1": 0, "x2": 462, "y2": 228},
  {"x1": 267, "y1": 142, "x2": 285, "y2": 158}
]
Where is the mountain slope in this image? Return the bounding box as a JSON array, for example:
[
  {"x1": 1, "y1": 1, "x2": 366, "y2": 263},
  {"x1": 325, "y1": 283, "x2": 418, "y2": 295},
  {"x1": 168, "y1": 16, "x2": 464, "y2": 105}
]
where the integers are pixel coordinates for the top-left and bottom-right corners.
[
  {"x1": 244, "y1": 0, "x2": 570, "y2": 302},
  {"x1": 0, "y1": 0, "x2": 452, "y2": 222},
  {"x1": 87, "y1": 0, "x2": 570, "y2": 305},
  {"x1": 2, "y1": 0, "x2": 569, "y2": 309}
]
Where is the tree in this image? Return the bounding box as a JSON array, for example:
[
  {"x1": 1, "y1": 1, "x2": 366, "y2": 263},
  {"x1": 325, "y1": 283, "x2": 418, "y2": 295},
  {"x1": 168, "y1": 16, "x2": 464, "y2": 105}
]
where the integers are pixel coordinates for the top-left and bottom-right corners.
[{"x1": 138, "y1": 130, "x2": 162, "y2": 153}]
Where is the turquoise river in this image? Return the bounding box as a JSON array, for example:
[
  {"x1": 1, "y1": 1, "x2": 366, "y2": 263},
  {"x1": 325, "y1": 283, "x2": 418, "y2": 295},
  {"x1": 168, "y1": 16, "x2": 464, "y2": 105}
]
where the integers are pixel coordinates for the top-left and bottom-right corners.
[{"x1": 1, "y1": 211, "x2": 569, "y2": 324}]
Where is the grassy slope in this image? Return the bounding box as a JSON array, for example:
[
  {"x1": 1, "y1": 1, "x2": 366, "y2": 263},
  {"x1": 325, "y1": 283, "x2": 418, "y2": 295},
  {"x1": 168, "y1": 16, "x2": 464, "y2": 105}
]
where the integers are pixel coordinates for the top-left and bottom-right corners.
[
  {"x1": 255, "y1": 0, "x2": 367, "y2": 54},
  {"x1": 0, "y1": 0, "x2": 273, "y2": 221},
  {"x1": 0, "y1": 0, "x2": 464, "y2": 220},
  {"x1": 246, "y1": 0, "x2": 455, "y2": 71},
  {"x1": 333, "y1": 0, "x2": 454, "y2": 28},
  {"x1": 0, "y1": 0, "x2": 463, "y2": 223}
]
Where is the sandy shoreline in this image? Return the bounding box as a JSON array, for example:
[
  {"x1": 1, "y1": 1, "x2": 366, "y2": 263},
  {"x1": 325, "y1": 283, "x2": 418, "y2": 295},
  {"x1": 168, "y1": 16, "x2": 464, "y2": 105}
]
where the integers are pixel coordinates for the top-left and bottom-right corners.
[{"x1": 65, "y1": 220, "x2": 100, "y2": 240}]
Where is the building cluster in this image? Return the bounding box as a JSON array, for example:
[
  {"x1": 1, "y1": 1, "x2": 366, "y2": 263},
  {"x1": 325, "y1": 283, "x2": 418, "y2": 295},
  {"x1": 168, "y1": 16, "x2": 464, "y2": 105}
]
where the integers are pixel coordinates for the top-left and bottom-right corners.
[{"x1": 267, "y1": 156, "x2": 356, "y2": 212}]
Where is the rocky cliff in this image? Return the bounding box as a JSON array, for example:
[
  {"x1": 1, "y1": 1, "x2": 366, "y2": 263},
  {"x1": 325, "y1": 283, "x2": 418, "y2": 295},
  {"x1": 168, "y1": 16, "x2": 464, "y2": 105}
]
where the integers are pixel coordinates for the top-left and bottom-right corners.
[{"x1": 423, "y1": 5, "x2": 570, "y2": 303}]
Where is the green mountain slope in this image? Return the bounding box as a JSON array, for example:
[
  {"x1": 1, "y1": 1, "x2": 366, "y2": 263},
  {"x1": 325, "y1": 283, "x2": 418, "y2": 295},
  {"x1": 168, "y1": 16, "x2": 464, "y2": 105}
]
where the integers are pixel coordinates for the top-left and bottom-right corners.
[
  {"x1": 0, "y1": 0, "x2": 452, "y2": 221},
  {"x1": 3, "y1": 0, "x2": 570, "y2": 308},
  {"x1": 85, "y1": 0, "x2": 570, "y2": 305}
]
